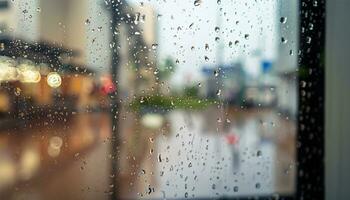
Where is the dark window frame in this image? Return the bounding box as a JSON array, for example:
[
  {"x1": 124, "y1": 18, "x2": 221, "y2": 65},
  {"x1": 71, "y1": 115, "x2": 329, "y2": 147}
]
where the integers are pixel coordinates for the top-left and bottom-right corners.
[{"x1": 296, "y1": 0, "x2": 325, "y2": 200}]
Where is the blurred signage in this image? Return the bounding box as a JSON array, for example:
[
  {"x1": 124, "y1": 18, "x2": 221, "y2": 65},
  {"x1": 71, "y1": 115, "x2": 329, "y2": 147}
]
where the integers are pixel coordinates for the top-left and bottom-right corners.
[
  {"x1": 100, "y1": 75, "x2": 116, "y2": 95},
  {"x1": 225, "y1": 134, "x2": 239, "y2": 145},
  {"x1": 201, "y1": 64, "x2": 242, "y2": 77},
  {"x1": 262, "y1": 61, "x2": 273, "y2": 73}
]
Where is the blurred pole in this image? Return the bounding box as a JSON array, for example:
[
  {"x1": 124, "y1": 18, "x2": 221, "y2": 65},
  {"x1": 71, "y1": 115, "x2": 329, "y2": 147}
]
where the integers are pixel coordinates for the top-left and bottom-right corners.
[
  {"x1": 107, "y1": 1, "x2": 147, "y2": 198},
  {"x1": 108, "y1": 0, "x2": 124, "y2": 199}
]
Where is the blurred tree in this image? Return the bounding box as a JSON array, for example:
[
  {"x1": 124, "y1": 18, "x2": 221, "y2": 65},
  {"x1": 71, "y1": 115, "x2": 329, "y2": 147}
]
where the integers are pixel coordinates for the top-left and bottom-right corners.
[
  {"x1": 184, "y1": 85, "x2": 199, "y2": 98},
  {"x1": 157, "y1": 57, "x2": 176, "y2": 81}
]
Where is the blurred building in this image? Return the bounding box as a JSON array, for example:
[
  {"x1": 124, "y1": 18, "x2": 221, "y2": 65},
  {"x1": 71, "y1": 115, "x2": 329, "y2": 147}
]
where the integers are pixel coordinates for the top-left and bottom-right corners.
[
  {"x1": 0, "y1": 0, "x2": 97, "y2": 127},
  {"x1": 0, "y1": 0, "x2": 161, "y2": 114},
  {"x1": 39, "y1": 0, "x2": 87, "y2": 65},
  {"x1": 0, "y1": 0, "x2": 40, "y2": 41}
]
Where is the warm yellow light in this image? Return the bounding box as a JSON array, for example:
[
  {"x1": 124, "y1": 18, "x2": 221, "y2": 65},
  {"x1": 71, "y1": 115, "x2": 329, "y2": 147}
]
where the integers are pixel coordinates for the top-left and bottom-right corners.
[
  {"x1": 47, "y1": 72, "x2": 62, "y2": 88},
  {"x1": 0, "y1": 57, "x2": 18, "y2": 81},
  {"x1": 0, "y1": 65, "x2": 18, "y2": 81},
  {"x1": 20, "y1": 69, "x2": 41, "y2": 83},
  {"x1": 18, "y1": 63, "x2": 41, "y2": 83},
  {"x1": 48, "y1": 136, "x2": 63, "y2": 157}
]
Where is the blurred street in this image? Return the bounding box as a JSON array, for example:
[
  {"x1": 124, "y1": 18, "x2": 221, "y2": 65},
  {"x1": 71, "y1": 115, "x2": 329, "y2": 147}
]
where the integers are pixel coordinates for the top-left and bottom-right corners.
[{"x1": 0, "y1": 107, "x2": 295, "y2": 199}]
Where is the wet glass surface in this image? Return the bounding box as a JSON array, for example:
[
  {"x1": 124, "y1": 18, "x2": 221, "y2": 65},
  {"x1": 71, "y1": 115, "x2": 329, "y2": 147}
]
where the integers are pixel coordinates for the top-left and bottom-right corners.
[
  {"x1": 0, "y1": 0, "x2": 299, "y2": 199},
  {"x1": 0, "y1": 108, "x2": 295, "y2": 199}
]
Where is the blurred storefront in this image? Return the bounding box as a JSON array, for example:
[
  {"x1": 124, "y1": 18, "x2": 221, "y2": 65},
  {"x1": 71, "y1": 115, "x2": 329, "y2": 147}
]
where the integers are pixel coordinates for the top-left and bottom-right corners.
[{"x1": 0, "y1": 37, "x2": 96, "y2": 128}]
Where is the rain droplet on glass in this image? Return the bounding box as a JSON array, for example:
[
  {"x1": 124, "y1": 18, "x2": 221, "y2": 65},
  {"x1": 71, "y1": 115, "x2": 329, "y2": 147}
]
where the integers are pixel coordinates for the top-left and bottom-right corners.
[
  {"x1": 194, "y1": 0, "x2": 201, "y2": 6},
  {"x1": 280, "y1": 17, "x2": 287, "y2": 24}
]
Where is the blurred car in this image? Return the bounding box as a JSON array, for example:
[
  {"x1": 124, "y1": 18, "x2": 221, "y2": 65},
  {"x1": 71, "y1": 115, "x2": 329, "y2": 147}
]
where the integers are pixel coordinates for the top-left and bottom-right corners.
[{"x1": 244, "y1": 85, "x2": 277, "y2": 108}]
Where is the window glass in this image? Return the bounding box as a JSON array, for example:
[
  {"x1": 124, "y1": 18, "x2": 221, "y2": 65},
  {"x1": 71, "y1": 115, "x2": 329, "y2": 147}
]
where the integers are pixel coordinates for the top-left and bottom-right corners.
[{"x1": 0, "y1": 0, "x2": 299, "y2": 199}]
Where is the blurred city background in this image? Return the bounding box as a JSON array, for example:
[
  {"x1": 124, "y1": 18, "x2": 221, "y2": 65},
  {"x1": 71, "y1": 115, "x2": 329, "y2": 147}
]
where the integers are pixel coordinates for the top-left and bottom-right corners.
[{"x1": 0, "y1": 0, "x2": 298, "y2": 199}]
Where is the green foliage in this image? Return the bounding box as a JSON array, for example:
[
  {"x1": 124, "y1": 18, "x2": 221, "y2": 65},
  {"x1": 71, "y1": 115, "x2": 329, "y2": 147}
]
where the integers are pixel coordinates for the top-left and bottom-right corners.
[
  {"x1": 184, "y1": 86, "x2": 199, "y2": 97},
  {"x1": 158, "y1": 57, "x2": 176, "y2": 80},
  {"x1": 130, "y1": 95, "x2": 215, "y2": 112}
]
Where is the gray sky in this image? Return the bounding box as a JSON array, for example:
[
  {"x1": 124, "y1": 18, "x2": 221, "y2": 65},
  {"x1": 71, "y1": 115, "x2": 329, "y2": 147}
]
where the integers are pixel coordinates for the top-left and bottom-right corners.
[
  {"x1": 128, "y1": 0, "x2": 278, "y2": 86},
  {"x1": 83, "y1": 0, "x2": 279, "y2": 86}
]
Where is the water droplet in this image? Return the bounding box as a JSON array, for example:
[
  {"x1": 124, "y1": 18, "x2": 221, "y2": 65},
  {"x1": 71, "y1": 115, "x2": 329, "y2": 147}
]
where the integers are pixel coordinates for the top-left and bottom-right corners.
[
  {"x1": 205, "y1": 43, "x2": 209, "y2": 50},
  {"x1": 214, "y1": 70, "x2": 219, "y2": 77},
  {"x1": 215, "y1": 37, "x2": 220, "y2": 42},
  {"x1": 255, "y1": 183, "x2": 261, "y2": 189},
  {"x1": 308, "y1": 23, "x2": 314, "y2": 30},
  {"x1": 301, "y1": 81, "x2": 307, "y2": 88},
  {"x1": 244, "y1": 34, "x2": 249, "y2": 39},
  {"x1": 233, "y1": 186, "x2": 239, "y2": 192},
  {"x1": 36, "y1": 7, "x2": 41, "y2": 12},
  {"x1": 235, "y1": 40, "x2": 239, "y2": 45},
  {"x1": 85, "y1": 19, "x2": 90, "y2": 25},
  {"x1": 280, "y1": 17, "x2": 287, "y2": 24},
  {"x1": 133, "y1": 14, "x2": 140, "y2": 25},
  {"x1": 257, "y1": 150, "x2": 262, "y2": 157},
  {"x1": 154, "y1": 69, "x2": 159, "y2": 75},
  {"x1": 217, "y1": 0, "x2": 221, "y2": 5},
  {"x1": 229, "y1": 41, "x2": 233, "y2": 48},
  {"x1": 149, "y1": 137, "x2": 154, "y2": 143},
  {"x1": 204, "y1": 56, "x2": 209, "y2": 62},
  {"x1": 216, "y1": 89, "x2": 221, "y2": 96},
  {"x1": 152, "y1": 43, "x2": 158, "y2": 50},
  {"x1": 194, "y1": 0, "x2": 201, "y2": 6},
  {"x1": 306, "y1": 36, "x2": 312, "y2": 44},
  {"x1": 198, "y1": 82, "x2": 202, "y2": 87},
  {"x1": 289, "y1": 50, "x2": 294, "y2": 55},
  {"x1": 14, "y1": 87, "x2": 21, "y2": 96},
  {"x1": 215, "y1": 26, "x2": 220, "y2": 32},
  {"x1": 281, "y1": 37, "x2": 288, "y2": 44},
  {"x1": 140, "y1": 14, "x2": 146, "y2": 23}
]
